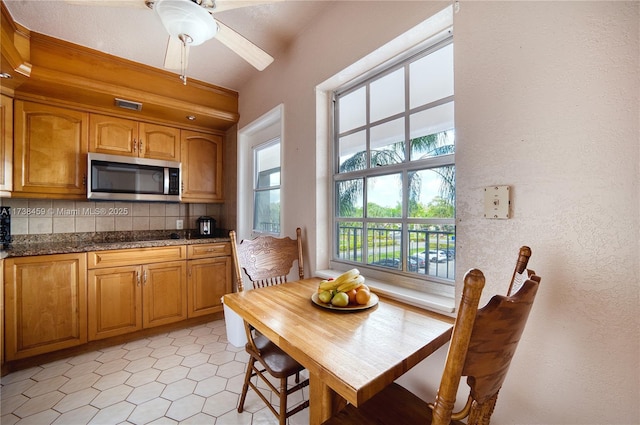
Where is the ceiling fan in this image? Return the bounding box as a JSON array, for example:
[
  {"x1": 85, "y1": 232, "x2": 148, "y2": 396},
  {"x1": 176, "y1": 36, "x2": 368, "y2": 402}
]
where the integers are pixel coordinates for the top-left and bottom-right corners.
[{"x1": 68, "y1": 0, "x2": 278, "y2": 84}]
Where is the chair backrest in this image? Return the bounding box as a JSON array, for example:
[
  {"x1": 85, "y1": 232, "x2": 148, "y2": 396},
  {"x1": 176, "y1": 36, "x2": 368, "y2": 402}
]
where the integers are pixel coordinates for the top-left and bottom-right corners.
[
  {"x1": 229, "y1": 228, "x2": 304, "y2": 292},
  {"x1": 507, "y1": 245, "x2": 534, "y2": 296},
  {"x1": 431, "y1": 267, "x2": 541, "y2": 425}
]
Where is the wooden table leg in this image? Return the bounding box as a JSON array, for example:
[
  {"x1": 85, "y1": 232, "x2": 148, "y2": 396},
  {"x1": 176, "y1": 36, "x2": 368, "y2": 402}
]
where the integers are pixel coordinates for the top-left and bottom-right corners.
[
  {"x1": 309, "y1": 372, "x2": 348, "y2": 425},
  {"x1": 309, "y1": 373, "x2": 333, "y2": 425}
]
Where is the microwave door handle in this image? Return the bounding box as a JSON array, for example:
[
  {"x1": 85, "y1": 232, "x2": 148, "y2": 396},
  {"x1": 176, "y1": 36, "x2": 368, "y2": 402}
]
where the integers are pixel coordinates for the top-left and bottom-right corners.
[{"x1": 164, "y1": 167, "x2": 169, "y2": 195}]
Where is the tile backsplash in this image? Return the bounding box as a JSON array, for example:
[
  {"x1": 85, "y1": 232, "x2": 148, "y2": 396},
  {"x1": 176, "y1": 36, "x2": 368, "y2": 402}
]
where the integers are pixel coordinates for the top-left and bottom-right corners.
[{"x1": 0, "y1": 198, "x2": 222, "y2": 236}]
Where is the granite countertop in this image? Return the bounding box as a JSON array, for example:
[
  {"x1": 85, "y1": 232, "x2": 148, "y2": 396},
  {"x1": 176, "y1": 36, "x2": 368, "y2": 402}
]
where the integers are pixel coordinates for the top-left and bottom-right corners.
[{"x1": 0, "y1": 230, "x2": 231, "y2": 258}]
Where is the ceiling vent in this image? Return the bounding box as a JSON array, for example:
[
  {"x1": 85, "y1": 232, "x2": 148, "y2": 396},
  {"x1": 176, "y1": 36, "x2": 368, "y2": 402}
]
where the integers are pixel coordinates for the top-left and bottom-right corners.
[{"x1": 115, "y1": 98, "x2": 143, "y2": 111}]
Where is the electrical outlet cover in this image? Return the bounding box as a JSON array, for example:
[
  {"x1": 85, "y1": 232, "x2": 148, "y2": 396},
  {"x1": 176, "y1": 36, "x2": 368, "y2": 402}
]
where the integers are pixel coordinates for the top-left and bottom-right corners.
[{"x1": 484, "y1": 186, "x2": 510, "y2": 219}]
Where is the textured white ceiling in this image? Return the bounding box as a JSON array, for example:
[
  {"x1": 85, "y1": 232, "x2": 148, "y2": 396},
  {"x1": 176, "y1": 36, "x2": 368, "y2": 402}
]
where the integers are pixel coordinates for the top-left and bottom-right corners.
[{"x1": 3, "y1": 0, "x2": 332, "y2": 91}]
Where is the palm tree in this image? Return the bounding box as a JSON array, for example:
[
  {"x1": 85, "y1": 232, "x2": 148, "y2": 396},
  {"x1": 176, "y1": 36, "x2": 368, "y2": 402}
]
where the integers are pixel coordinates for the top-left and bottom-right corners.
[{"x1": 337, "y1": 131, "x2": 455, "y2": 217}]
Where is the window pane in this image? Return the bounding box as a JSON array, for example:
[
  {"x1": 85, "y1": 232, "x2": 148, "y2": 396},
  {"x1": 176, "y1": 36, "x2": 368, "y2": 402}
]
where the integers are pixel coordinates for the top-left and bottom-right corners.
[
  {"x1": 408, "y1": 224, "x2": 455, "y2": 279},
  {"x1": 339, "y1": 87, "x2": 366, "y2": 132},
  {"x1": 408, "y1": 167, "x2": 455, "y2": 219},
  {"x1": 370, "y1": 69, "x2": 405, "y2": 122},
  {"x1": 367, "y1": 174, "x2": 402, "y2": 218},
  {"x1": 370, "y1": 118, "x2": 405, "y2": 167},
  {"x1": 410, "y1": 102, "x2": 455, "y2": 160},
  {"x1": 256, "y1": 142, "x2": 280, "y2": 186},
  {"x1": 367, "y1": 223, "x2": 402, "y2": 268},
  {"x1": 256, "y1": 169, "x2": 280, "y2": 189},
  {"x1": 254, "y1": 189, "x2": 280, "y2": 233},
  {"x1": 410, "y1": 43, "x2": 454, "y2": 108},
  {"x1": 338, "y1": 131, "x2": 367, "y2": 172},
  {"x1": 337, "y1": 179, "x2": 363, "y2": 218},
  {"x1": 337, "y1": 222, "x2": 363, "y2": 262}
]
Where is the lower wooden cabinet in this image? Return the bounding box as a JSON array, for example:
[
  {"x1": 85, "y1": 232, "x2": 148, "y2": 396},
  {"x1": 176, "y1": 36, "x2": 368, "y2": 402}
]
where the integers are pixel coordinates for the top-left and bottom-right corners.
[
  {"x1": 3, "y1": 253, "x2": 88, "y2": 361},
  {"x1": 87, "y1": 247, "x2": 187, "y2": 341},
  {"x1": 88, "y1": 265, "x2": 141, "y2": 340},
  {"x1": 143, "y1": 261, "x2": 188, "y2": 328},
  {"x1": 188, "y1": 256, "x2": 231, "y2": 318},
  {"x1": 187, "y1": 243, "x2": 232, "y2": 318},
  {"x1": 2, "y1": 243, "x2": 230, "y2": 362},
  {"x1": 1, "y1": 258, "x2": 4, "y2": 366}
]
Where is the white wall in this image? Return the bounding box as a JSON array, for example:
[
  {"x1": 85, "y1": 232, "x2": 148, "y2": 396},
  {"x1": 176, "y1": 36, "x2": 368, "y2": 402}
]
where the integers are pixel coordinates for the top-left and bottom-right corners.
[{"x1": 237, "y1": 1, "x2": 639, "y2": 423}]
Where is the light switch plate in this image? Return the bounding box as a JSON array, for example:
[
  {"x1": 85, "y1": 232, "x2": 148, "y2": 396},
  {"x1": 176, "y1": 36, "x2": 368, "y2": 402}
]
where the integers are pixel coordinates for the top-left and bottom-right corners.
[{"x1": 484, "y1": 186, "x2": 510, "y2": 219}]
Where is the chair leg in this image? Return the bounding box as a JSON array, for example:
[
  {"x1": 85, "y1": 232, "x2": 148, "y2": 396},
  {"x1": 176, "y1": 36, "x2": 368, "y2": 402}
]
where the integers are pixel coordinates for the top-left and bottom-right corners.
[
  {"x1": 238, "y1": 357, "x2": 256, "y2": 413},
  {"x1": 279, "y1": 377, "x2": 288, "y2": 425}
]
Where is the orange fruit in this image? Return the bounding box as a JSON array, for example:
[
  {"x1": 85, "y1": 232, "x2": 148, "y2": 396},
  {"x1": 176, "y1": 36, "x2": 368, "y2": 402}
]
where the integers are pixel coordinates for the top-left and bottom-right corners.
[
  {"x1": 346, "y1": 289, "x2": 358, "y2": 304},
  {"x1": 355, "y1": 289, "x2": 371, "y2": 305}
]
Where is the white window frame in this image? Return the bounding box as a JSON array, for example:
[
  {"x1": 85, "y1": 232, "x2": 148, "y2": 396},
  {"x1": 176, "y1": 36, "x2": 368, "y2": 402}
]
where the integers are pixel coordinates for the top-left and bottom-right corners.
[
  {"x1": 237, "y1": 104, "x2": 284, "y2": 241},
  {"x1": 252, "y1": 138, "x2": 281, "y2": 235},
  {"x1": 331, "y1": 36, "x2": 455, "y2": 299}
]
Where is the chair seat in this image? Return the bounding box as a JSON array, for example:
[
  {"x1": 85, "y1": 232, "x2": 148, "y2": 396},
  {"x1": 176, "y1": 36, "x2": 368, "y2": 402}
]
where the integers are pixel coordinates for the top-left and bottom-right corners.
[
  {"x1": 324, "y1": 383, "x2": 465, "y2": 425},
  {"x1": 248, "y1": 334, "x2": 306, "y2": 379}
]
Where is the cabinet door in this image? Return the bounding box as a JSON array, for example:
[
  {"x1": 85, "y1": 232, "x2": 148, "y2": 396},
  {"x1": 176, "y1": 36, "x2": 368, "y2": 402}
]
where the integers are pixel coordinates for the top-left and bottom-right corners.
[
  {"x1": 1, "y1": 95, "x2": 13, "y2": 194},
  {"x1": 89, "y1": 114, "x2": 138, "y2": 156},
  {"x1": 139, "y1": 122, "x2": 180, "y2": 161},
  {"x1": 1, "y1": 259, "x2": 4, "y2": 366},
  {"x1": 143, "y1": 260, "x2": 187, "y2": 328},
  {"x1": 181, "y1": 130, "x2": 223, "y2": 203},
  {"x1": 187, "y1": 256, "x2": 231, "y2": 318},
  {"x1": 4, "y1": 253, "x2": 87, "y2": 360},
  {"x1": 13, "y1": 101, "x2": 88, "y2": 198},
  {"x1": 88, "y1": 266, "x2": 142, "y2": 340}
]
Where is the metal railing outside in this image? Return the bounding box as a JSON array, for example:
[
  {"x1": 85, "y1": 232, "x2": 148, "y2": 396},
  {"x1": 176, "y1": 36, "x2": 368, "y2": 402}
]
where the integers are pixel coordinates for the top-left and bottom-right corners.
[{"x1": 337, "y1": 225, "x2": 455, "y2": 280}]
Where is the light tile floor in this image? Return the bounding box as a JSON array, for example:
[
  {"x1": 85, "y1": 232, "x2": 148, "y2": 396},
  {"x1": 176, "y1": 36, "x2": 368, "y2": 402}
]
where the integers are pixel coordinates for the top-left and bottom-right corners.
[{"x1": 0, "y1": 319, "x2": 310, "y2": 425}]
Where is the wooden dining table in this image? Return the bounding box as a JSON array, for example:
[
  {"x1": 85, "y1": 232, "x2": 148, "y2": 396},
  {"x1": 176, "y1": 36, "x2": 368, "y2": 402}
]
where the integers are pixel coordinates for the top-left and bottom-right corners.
[{"x1": 222, "y1": 277, "x2": 455, "y2": 424}]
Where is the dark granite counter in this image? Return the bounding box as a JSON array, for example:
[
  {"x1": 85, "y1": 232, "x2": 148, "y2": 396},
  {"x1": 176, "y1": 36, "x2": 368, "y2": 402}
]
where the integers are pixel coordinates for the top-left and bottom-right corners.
[{"x1": 0, "y1": 231, "x2": 230, "y2": 258}]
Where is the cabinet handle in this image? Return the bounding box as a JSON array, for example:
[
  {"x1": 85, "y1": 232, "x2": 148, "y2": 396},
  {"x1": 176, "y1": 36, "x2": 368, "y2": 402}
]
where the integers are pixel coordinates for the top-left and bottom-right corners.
[
  {"x1": 133, "y1": 139, "x2": 137, "y2": 153},
  {"x1": 139, "y1": 139, "x2": 143, "y2": 154},
  {"x1": 82, "y1": 174, "x2": 87, "y2": 187},
  {"x1": 143, "y1": 269, "x2": 147, "y2": 284},
  {"x1": 136, "y1": 270, "x2": 141, "y2": 286}
]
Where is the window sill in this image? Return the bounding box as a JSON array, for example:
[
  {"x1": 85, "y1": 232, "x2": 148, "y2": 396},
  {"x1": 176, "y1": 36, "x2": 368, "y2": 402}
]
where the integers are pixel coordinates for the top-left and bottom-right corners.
[{"x1": 315, "y1": 269, "x2": 455, "y2": 314}]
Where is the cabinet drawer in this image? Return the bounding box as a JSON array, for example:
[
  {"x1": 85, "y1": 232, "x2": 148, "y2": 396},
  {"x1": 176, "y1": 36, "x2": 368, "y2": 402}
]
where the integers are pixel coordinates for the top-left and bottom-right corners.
[
  {"x1": 187, "y1": 243, "x2": 230, "y2": 259},
  {"x1": 88, "y1": 245, "x2": 186, "y2": 269}
]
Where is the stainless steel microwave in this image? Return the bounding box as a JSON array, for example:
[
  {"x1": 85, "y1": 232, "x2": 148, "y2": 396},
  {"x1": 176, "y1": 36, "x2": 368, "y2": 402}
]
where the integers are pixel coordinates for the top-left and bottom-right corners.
[{"x1": 87, "y1": 153, "x2": 181, "y2": 202}]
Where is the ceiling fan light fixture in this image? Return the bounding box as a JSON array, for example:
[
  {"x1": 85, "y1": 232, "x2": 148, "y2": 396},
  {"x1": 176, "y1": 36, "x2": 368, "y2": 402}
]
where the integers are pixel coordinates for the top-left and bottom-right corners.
[{"x1": 155, "y1": 0, "x2": 218, "y2": 46}]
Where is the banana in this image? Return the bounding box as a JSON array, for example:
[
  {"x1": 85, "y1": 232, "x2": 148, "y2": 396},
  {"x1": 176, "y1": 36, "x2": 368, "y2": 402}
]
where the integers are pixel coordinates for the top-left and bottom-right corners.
[
  {"x1": 319, "y1": 279, "x2": 341, "y2": 291},
  {"x1": 318, "y1": 269, "x2": 362, "y2": 292},
  {"x1": 337, "y1": 274, "x2": 365, "y2": 293},
  {"x1": 332, "y1": 268, "x2": 360, "y2": 286}
]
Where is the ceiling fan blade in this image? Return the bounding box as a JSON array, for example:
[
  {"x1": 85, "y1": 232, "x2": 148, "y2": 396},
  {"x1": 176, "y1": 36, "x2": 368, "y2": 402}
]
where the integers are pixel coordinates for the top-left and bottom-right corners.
[
  {"x1": 64, "y1": 0, "x2": 148, "y2": 8},
  {"x1": 210, "y1": 0, "x2": 285, "y2": 13},
  {"x1": 215, "y1": 20, "x2": 273, "y2": 71},
  {"x1": 164, "y1": 36, "x2": 189, "y2": 70}
]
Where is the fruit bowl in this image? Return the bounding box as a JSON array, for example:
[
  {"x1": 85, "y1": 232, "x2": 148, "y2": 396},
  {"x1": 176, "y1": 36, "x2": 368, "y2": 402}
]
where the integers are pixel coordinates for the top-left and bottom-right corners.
[{"x1": 311, "y1": 292, "x2": 379, "y2": 312}]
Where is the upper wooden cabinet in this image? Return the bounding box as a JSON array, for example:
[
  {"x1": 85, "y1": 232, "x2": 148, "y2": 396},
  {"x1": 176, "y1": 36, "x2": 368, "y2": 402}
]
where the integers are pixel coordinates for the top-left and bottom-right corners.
[
  {"x1": 90, "y1": 114, "x2": 181, "y2": 161},
  {"x1": 181, "y1": 130, "x2": 223, "y2": 203},
  {"x1": 0, "y1": 95, "x2": 12, "y2": 195},
  {"x1": 13, "y1": 100, "x2": 88, "y2": 199}
]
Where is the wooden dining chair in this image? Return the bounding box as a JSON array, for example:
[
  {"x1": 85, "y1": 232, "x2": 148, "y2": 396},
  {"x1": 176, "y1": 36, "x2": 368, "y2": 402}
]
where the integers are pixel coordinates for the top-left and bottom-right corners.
[
  {"x1": 229, "y1": 228, "x2": 309, "y2": 425},
  {"x1": 323, "y1": 253, "x2": 541, "y2": 425}
]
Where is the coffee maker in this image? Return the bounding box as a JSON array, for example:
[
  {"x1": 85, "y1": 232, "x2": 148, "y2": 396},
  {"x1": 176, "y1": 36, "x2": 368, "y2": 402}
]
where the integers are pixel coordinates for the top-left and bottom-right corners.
[{"x1": 196, "y1": 216, "x2": 216, "y2": 237}]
